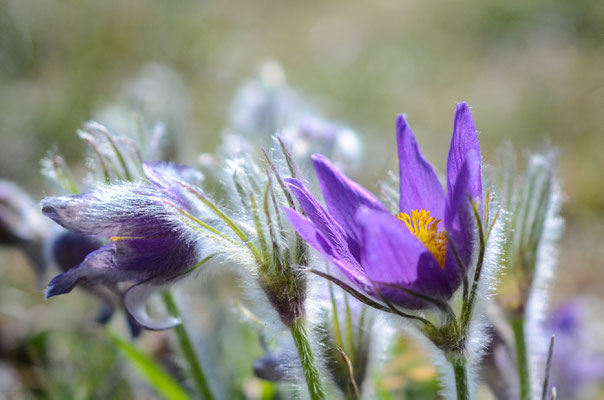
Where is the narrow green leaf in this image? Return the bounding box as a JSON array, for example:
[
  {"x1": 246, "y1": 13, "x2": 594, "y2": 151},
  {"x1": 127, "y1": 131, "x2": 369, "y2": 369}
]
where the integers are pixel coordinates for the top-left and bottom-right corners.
[
  {"x1": 89, "y1": 123, "x2": 134, "y2": 181},
  {"x1": 329, "y1": 281, "x2": 344, "y2": 350},
  {"x1": 107, "y1": 329, "x2": 191, "y2": 400},
  {"x1": 175, "y1": 179, "x2": 263, "y2": 264},
  {"x1": 262, "y1": 149, "x2": 295, "y2": 209},
  {"x1": 344, "y1": 293, "x2": 355, "y2": 363}
]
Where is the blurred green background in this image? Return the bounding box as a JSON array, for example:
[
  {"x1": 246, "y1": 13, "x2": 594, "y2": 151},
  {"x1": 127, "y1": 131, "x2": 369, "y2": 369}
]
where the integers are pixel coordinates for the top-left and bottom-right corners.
[{"x1": 1, "y1": 0, "x2": 603, "y2": 398}]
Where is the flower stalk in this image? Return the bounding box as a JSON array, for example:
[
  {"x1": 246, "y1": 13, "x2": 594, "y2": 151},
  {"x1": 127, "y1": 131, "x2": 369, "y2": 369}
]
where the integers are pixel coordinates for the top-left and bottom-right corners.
[
  {"x1": 510, "y1": 314, "x2": 531, "y2": 400},
  {"x1": 289, "y1": 318, "x2": 326, "y2": 400},
  {"x1": 162, "y1": 291, "x2": 215, "y2": 400},
  {"x1": 449, "y1": 354, "x2": 469, "y2": 400},
  {"x1": 189, "y1": 143, "x2": 327, "y2": 398}
]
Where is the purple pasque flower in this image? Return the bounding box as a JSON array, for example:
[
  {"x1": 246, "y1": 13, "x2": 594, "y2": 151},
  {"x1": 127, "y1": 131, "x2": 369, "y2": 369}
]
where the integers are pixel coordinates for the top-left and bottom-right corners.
[
  {"x1": 42, "y1": 162, "x2": 204, "y2": 330},
  {"x1": 546, "y1": 300, "x2": 604, "y2": 399},
  {"x1": 284, "y1": 103, "x2": 482, "y2": 309}
]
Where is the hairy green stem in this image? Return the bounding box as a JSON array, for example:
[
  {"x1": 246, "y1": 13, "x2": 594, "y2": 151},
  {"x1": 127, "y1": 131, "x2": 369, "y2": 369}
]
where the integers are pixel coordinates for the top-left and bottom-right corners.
[
  {"x1": 450, "y1": 355, "x2": 470, "y2": 400},
  {"x1": 162, "y1": 292, "x2": 214, "y2": 400},
  {"x1": 289, "y1": 319, "x2": 326, "y2": 400},
  {"x1": 511, "y1": 315, "x2": 531, "y2": 400}
]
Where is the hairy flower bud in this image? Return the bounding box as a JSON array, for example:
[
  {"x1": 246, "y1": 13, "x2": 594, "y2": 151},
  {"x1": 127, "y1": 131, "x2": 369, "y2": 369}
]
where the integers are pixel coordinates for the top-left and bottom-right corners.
[
  {"x1": 495, "y1": 147, "x2": 562, "y2": 314},
  {"x1": 42, "y1": 162, "x2": 211, "y2": 331}
]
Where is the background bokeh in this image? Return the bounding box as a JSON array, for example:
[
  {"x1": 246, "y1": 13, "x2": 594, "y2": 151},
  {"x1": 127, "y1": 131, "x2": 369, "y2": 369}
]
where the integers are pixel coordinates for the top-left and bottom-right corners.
[{"x1": 1, "y1": 0, "x2": 603, "y2": 398}]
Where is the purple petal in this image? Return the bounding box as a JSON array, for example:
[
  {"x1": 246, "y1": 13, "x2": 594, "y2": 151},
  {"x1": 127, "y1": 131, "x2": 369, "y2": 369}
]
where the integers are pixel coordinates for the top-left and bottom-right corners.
[
  {"x1": 445, "y1": 149, "x2": 481, "y2": 268},
  {"x1": 45, "y1": 234, "x2": 196, "y2": 298},
  {"x1": 51, "y1": 231, "x2": 103, "y2": 272},
  {"x1": 45, "y1": 244, "x2": 132, "y2": 298},
  {"x1": 283, "y1": 207, "x2": 365, "y2": 284},
  {"x1": 311, "y1": 154, "x2": 386, "y2": 256},
  {"x1": 111, "y1": 236, "x2": 197, "y2": 276},
  {"x1": 282, "y1": 207, "x2": 339, "y2": 260},
  {"x1": 285, "y1": 178, "x2": 359, "y2": 264},
  {"x1": 41, "y1": 184, "x2": 177, "y2": 238},
  {"x1": 446, "y1": 102, "x2": 482, "y2": 205},
  {"x1": 123, "y1": 280, "x2": 180, "y2": 330},
  {"x1": 357, "y1": 207, "x2": 457, "y2": 307},
  {"x1": 396, "y1": 115, "x2": 445, "y2": 219}
]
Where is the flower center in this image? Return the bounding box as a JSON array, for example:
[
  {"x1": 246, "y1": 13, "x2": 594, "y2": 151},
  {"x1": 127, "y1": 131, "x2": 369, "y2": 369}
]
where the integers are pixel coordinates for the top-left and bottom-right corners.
[{"x1": 396, "y1": 209, "x2": 447, "y2": 268}]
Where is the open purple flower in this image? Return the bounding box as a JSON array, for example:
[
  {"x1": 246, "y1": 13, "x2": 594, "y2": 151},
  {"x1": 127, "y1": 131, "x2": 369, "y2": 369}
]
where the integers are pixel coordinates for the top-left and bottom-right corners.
[
  {"x1": 42, "y1": 162, "x2": 204, "y2": 330},
  {"x1": 284, "y1": 103, "x2": 482, "y2": 309}
]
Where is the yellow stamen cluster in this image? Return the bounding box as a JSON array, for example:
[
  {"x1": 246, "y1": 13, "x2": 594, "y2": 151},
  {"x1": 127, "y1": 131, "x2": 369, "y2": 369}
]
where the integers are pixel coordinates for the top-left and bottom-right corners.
[{"x1": 396, "y1": 209, "x2": 447, "y2": 268}]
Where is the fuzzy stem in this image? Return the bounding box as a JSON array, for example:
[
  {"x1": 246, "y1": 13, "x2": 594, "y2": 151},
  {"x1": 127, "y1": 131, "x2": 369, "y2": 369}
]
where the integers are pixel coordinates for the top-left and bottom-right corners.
[
  {"x1": 289, "y1": 319, "x2": 326, "y2": 400},
  {"x1": 162, "y1": 292, "x2": 214, "y2": 400},
  {"x1": 450, "y1": 355, "x2": 470, "y2": 400},
  {"x1": 511, "y1": 315, "x2": 531, "y2": 400}
]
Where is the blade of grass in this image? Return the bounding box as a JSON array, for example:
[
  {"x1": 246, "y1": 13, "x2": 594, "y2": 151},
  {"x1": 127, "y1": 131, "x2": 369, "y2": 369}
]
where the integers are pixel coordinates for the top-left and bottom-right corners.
[{"x1": 107, "y1": 329, "x2": 191, "y2": 400}]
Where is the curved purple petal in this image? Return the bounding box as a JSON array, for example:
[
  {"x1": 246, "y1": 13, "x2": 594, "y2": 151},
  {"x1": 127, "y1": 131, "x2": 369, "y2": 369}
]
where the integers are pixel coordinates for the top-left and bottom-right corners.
[
  {"x1": 445, "y1": 149, "x2": 481, "y2": 269},
  {"x1": 446, "y1": 102, "x2": 482, "y2": 205},
  {"x1": 356, "y1": 207, "x2": 456, "y2": 308},
  {"x1": 311, "y1": 154, "x2": 386, "y2": 258},
  {"x1": 282, "y1": 207, "x2": 339, "y2": 260},
  {"x1": 123, "y1": 280, "x2": 181, "y2": 330},
  {"x1": 51, "y1": 231, "x2": 103, "y2": 272},
  {"x1": 285, "y1": 178, "x2": 359, "y2": 264},
  {"x1": 45, "y1": 231, "x2": 197, "y2": 298},
  {"x1": 283, "y1": 207, "x2": 365, "y2": 284},
  {"x1": 111, "y1": 236, "x2": 197, "y2": 276},
  {"x1": 45, "y1": 244, "x2": 131, "y2": 298},
  {"x1": 41, "y1": 184, "x2": 177, "y2": 238},
  {"x1": 396, "y1": 115, "x2": 445, "y2": 219}
]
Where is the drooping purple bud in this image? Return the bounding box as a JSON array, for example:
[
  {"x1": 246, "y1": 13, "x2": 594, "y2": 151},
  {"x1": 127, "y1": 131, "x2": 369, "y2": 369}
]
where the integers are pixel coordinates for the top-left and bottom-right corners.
[{"x1": 42, "y1": 162, "x2": 209, "y2": 331}]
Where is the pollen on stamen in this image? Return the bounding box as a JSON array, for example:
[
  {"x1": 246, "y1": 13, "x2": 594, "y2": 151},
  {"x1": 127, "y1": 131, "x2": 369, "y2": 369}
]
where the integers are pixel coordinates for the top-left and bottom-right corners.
[
  {"x1": 110, "y1": 235, "x2": 155, "y2": 242},
  {"x1": 396, "y1": 209, "x2": 447, "y2": 268}
]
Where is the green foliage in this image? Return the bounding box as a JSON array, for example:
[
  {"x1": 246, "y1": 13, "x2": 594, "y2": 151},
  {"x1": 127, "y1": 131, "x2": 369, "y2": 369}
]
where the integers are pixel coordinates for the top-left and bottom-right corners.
[{"x1": 107, "y1": 329, "x2": 191, "y2": 400}]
